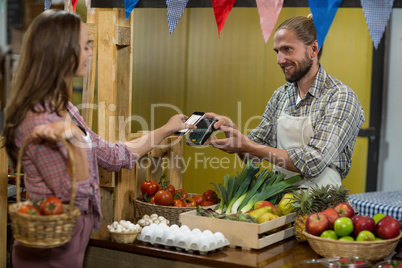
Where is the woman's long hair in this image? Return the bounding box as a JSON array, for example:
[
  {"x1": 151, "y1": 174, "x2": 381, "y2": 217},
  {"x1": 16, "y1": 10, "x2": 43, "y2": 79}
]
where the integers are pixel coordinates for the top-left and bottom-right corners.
[{"x1": 2, "y1": 10, "x2": 82, "y2": 164}]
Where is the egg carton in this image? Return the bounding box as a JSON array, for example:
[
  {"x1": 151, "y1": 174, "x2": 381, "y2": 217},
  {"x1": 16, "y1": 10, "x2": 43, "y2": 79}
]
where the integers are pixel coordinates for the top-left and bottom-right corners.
[{"x1": 137, "y1": 223, "x2": 229, "y2": 254}]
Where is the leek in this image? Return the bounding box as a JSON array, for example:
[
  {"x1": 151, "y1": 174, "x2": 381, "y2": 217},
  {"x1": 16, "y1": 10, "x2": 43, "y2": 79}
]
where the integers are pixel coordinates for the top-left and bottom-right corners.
[
  {"x1": 237, "y1": 170, "x2": 272, "y2": 211},
  {"x1": 240, "y1": 175, "x2": 304, "y2": 213}
]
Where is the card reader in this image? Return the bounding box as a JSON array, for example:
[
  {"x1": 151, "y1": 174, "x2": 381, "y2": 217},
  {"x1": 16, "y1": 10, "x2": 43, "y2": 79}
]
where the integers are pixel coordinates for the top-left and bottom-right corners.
[{"x1": 186, "y1": 118, "x2": 218, "y2": 146}]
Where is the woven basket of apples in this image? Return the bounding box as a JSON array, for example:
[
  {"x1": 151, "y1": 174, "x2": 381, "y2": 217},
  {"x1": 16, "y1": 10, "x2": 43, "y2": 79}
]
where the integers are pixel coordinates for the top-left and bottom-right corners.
[{"x1": 303, "y1": 201, "x2": 402, "y2": 262}]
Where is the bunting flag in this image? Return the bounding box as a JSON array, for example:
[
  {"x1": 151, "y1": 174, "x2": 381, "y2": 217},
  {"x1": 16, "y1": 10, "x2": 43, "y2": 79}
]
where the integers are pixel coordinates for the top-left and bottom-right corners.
[
  {"x1": 1, "y1": 0, "x2": 4, "y2": 12},
  {"x1": 308, "y1": 0, "x2": 343, "y2": 49},
  {"x1": 45, "y1": 0, "x2": 52, "y2": 11},
  {"x1": 256, "y1": 0, "x2": 283, "y2": 43},
  {"x1": 212, "y1": 0, "x2": 237, "y2": 38},
  {"x1": 71, "y1": 0, "x2": 78, "y2": 11},
  {"x1": 166, "y1": 0, "x2": 189, "y2": 34},
  {"x1": 124, "y1": 0, "x2": 140, "y2": 20},
  {"x1": 360, "y1": 0, "x2": 395, "y2": 49}
]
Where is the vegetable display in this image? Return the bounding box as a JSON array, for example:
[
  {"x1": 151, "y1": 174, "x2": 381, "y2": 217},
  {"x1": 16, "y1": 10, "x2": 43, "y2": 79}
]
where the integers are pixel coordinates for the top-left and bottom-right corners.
[{"x1": 211, "y1": 161, "x2": 303, "y2": 214}]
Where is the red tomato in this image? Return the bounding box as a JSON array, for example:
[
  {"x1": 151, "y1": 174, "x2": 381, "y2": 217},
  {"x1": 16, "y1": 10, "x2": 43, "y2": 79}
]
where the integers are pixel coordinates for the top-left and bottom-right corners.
[
  {"x1": 40, "y1": 196, "x2": 64, "y2": 215},
  {"x1": 200, "y1": 200, "x2": 215, "y2": 206},
  {"x1": 192, "y1": 194, "x2": 206, "y2": 206},
  {"x1": 17, "y1": 204, "x2": 41, "y2": 215},
  {"x1": 149, "y1": 196, "x2": 156, "y2": 204},
  {"x1": 175, "y1": 189, "x2": 188, "y2": 200},
  {"x1": 172, "y1": 199, "x2": 184, "y2": 207},
  {"x1": 154, "y1": 190, "x2": 173, "y2": 206},
  {"x1": 140, "y1": 180, "x2": 159, "y2": 196},
  {"x1": 162, "y1": 184, "x2": 176, "y2": 197},
  {"x1": 203, "y1": 189, "x2": 219, "y2": 204},
  {"x1": 183, "y1": 197, "x2": 197, "y2": 207}
]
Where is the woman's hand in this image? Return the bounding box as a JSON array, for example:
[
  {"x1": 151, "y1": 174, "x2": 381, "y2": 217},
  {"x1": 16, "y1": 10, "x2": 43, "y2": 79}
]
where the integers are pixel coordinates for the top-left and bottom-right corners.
[
  {"x1": 31, "y1": 121, "x2": 80, "y2": 141},
  {"x1": 161, "y1": 114, "x2": 197, "y2": 135}
]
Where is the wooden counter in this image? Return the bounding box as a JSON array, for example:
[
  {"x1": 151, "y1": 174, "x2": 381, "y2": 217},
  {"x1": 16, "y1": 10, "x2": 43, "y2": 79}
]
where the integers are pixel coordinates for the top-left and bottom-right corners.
[{"x1": 82, "y1": 225, "x2": 335, "y2": 268}]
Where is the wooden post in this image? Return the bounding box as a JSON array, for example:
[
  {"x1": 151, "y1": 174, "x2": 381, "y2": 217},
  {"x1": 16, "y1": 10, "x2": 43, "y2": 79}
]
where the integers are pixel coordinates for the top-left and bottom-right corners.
[{"x1": 0, "y1": 143, "x2": 8, "y2": 267}]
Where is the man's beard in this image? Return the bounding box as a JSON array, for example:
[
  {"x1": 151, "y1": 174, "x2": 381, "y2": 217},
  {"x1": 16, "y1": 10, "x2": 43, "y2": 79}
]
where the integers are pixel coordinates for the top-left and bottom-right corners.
[{"x1": 283, "y1": 54, "x2": 313, "y2": 83}]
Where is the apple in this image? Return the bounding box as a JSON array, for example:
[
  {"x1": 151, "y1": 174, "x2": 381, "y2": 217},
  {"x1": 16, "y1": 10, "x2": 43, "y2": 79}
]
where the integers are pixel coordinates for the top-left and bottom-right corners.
[
  {"x1": 338, "y1": 236, "x2": 354, "y2": 241},
  {"x1": 305, "y1": 212, "x2": 330, "y2": 236},
  {"x1": 322, "y1": 207, "x2": 340, "y2": 229},
  {"x1": 356, "y1": 230, "x2": 376, "y2": 241},
  {"x1": 253, "y1": 201, "x2": 281, "y2": 216},
  {"x1": 375, "y1": 216, "x2": 401, "y2": 239},
  {"x1": 334, "y1": 202, "x2": 355, "y2": 218},
  {"x1": 372, "y1": 213, "x2": 386, "y2": 224},
  {"x1": 351, "y1": 215, "x2": 375, "y2": 236},
  {"x1": 334, "y1": 217, "x2": 354, "y2": 237},
  {"x1": 320, "y1": 230, "x2": 338, "y2": 240}
]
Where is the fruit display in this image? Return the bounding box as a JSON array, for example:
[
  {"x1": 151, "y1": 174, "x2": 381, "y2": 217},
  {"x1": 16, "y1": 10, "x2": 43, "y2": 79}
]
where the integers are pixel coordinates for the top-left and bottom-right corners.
[
  {"x1": 137, "y1": 172, "x2": 220, "y2": 207},
  {"x1": 291, "y1": 184, "x2": 350, "y2": 242},
  {"x1": 375, "y1": 260, "x2": 402, "y2": 268}
]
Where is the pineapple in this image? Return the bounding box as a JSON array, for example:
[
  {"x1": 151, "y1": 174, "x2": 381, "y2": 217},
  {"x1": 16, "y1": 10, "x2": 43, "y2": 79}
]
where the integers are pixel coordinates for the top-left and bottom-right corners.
[{"x1": 291, "y1": 184, "x2": 349, "y2": 242}]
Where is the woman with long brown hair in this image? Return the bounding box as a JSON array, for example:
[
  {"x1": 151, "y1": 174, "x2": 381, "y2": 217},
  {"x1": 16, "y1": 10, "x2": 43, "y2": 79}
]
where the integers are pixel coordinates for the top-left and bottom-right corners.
[{"x1": 2, "y1": 9, "x2": 193, "y2": 267}]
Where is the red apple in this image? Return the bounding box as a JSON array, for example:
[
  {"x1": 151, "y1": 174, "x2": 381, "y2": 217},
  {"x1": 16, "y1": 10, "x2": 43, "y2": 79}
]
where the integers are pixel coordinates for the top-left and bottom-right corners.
[
  {"x1": 375, "y1": 216, "x2": 401, "y2": 239},
  {"x1": 334, "y1": 202, "x2": 355, "y2": 218},
  {"x1": 253, "y1": 201, "x2": 281, "y2": 216},
  {"x1": 322, "y1": 208, "x2": 340, "y2": 229},
  {"x1": 351, "y1": 215, "x2": 375, "y2": 236},
  {"x1": 305, "y1": 212, "x2": 330, "y2": 236}
]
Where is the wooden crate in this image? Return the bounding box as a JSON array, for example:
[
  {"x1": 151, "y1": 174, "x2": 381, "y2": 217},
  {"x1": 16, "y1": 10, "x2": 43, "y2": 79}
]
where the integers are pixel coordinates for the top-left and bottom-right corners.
[{"x1": 180, "y1": 211, "x2": 296, "y2": 250}]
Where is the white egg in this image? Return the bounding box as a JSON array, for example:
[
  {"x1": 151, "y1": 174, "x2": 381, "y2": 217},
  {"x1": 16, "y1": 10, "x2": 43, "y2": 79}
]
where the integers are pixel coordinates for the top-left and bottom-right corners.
[
  {"x1": 140, "y1": 226, "x2": 152, "y2": 242},
  {"x1": 191, "y1": 228, "x2": 202, "y2": 235},
  {"x1": 197, "y1": 234, "x2": 211, "y2": 252},
  {"x1": 202, "y1": 230, "x2": 213, "y2": 236},
  {"x1": 169, "y1": 224, "x2": 180, "y2": 232},
  {"x1": 205, "y1": 233, "x2": 217, "y2": 249},
  {"x1": 179, "y1": 225, "x2": 190, "y2": 233},
  {"x1": 214, "y1": 232, "x2": 226, "y2": 247},
  {"x1": 150, "y1": 227, "x2": 164, "y2": 245},
  {"x1": 185, "y1": 233, "x2": 198, "y2": 250}
]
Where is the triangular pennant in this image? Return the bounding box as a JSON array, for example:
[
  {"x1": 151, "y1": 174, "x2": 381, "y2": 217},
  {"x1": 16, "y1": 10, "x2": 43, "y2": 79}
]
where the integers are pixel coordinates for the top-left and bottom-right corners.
[
  {"x1": 212, "y1": 0, "x2": 237, "y2": 38},
  {"x1": 166, "y1": 0, "x2": 189, "y2": 34},
  {"x1": 71, "y1": 0, "x2": 78, "y2": 11},
  {"x1": 45, "y1": 0, "x2": 52, "y2": 11},
  {"x1": 308, "y1": 0, "x2": 343, "y2": 49},
  {"x1": 124, "y1": 0, "x2": 140, "y2": 20},
  {"x1": 256, "y1": 0, "x2": 283, "y2": 43},
  {"x1": 360, "y1": 0, "x2": 394, "y2": 49}
]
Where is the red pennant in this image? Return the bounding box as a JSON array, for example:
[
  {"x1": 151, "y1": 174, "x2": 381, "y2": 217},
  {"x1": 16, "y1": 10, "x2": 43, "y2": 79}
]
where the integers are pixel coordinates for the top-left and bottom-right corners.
[
  {"x1": 71, "y1": 0, "x2": 78, "y2": 11},
  {"x1": 212, "y1": 0, "x2": 237, "y2": 38}
]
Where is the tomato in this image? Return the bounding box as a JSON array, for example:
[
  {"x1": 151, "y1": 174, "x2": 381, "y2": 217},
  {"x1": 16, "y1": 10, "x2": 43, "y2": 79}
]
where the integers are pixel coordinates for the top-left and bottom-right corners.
[
  {"x1": 172, "y1": 199, "x2": 184, "y2": 207},
  {"x1": 175, "y1": 189, "x2": 188, "y2": 200},
  {"x1": 17, "y1": 204, "x2": 41, "y2": 215},
  {"x1": 192, "y1": 194, "x2": 206, "y2": 206},
  {"x1": 162, "y1": 184, "x2": 176, "y2": 197},
  {"x1": 154, "y1": 190, "x2": 173, "y2": 206},
  {"x1": 149, "y1": 196, "x2": 156, "y2": 204},
  {"x1": 200, "y1": 200, "x2": 215, "y2": 206},
  {"x1": 183, "y1": 197, "x2": 197, "y2": 207},
  {"x1": 140, "y1": 180, "x2": 159, "y2": 196},
  {"x1": 40, "y1": 196, "x2": 64, "y2": 215},
  {"x1": 203, "y1": 189, "x2": 219, "y2": 204}
]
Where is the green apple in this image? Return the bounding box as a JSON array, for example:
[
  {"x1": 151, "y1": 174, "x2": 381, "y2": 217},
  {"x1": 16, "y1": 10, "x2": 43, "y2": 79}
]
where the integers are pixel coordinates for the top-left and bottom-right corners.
[
  {"x1": 338, "y1": 236, "x2": 354, "y2": 241},
  {"x1": 320, "y1": 230, "x2": 338, "y2": 240},
  {"x1": 334, "y1": 217, "x2": 354, "y2": 237},
  {"x1": 356, "y1": 230, "x2": 376, "y2": 241},
  {"x1": 372, "y1": 213, "x2": 386, "y2": 224},
  {"x1": 375, "y1": 237, "x2": 383, "y2": 241}
]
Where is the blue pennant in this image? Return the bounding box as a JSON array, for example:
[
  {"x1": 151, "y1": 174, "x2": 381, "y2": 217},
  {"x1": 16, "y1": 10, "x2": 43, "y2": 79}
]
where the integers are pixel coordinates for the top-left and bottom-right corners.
[
  {"x1": 166, "y1": 0, "x2": 189, "y2": 34},
  {"x1": 308, "y1": 0, "x2": 343, "y2": 49},
  {"x1": 124, "y1": 0, "x2": 140, "y2": 21},
  {"x1": 361, "y1": 0, "x2": 395, "y2": 49},
  {"x1": 45, "y1": 0, "x2": 52, "y2": 10}
]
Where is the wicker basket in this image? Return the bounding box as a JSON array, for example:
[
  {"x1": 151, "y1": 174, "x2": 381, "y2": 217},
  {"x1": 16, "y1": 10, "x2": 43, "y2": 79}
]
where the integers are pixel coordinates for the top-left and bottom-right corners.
[
  {"x1": 108, "y1": 230, "x2": 140, "y2": 244},
  {"x1": 304, "y1": 229, "x2": 402, "y2": 262},
  {"x1": 8, "y1": 136, "x2": 81, "y2": 248},
  {"x1": 134, "y1": 194, "x2": 218, "y2": 225}
]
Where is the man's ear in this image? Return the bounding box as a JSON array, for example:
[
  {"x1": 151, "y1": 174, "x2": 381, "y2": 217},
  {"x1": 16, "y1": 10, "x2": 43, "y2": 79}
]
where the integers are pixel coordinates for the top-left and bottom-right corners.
[{"x1": 310, "y1": 40, "x2": 319, "y2": 58}]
